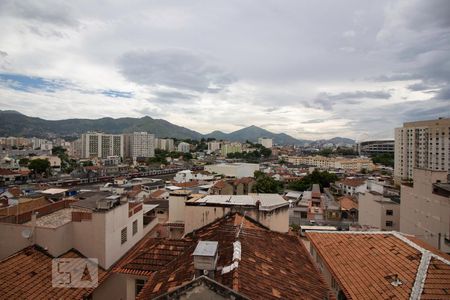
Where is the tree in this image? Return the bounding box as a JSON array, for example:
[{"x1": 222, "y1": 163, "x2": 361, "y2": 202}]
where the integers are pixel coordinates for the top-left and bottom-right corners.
[
  {"x1": 19, "y1": 158, "x2": 30, "y2": 167},
  {"x1": 183, "y1": 152, "x2": 193, "y2": 161},
  {"x1": 318, "y1": 148, "x2": 333, "y2": 157},
  {"x1": 29, "y1": 159, "x2": 51, "y2": 176},
  {"x1": 288, "y1": 169, "x2": 338, "y2": 191},
  {"x1": 253, "y1": 173, "x2": 282, "y2": 193},
  {"x1": 371, "y1": 153, "x2": 394, "y2": 167}
]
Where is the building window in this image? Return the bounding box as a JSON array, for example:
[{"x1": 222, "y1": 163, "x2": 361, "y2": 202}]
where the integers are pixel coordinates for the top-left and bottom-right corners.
[
  {"x1": 121, "y1": 227, "x2": 127, "y2": 244},
  {"x1": 133, "y1": 220, "x2": 138, "y2": 236},
  {"x1": 135, "y1": 279, "x2": 146, "y2": 296},
  {"x1": 386, "y1": 221, "x2": 393, "y2": 227},
  {"x1": 386, "y1": 210, "x2": 393, "y2": 216}
]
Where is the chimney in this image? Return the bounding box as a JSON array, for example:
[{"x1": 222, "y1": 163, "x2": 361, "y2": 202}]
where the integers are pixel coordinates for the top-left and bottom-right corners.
[{"x1": 193, "y1": 241, "x2": 218, "y2": 279}]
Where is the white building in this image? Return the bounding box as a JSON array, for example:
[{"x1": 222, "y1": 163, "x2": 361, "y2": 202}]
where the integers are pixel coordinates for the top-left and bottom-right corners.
[
  {"x1": 394, "y1": 117, "x2": 450, "y2": 183},
  {"x1": 31, "y1": 137, "x2": 53, "y2": 150},
  {"x1": 155, "y1": 138, "x2": 175, "y2": 152},
  {"x1": 358, "y1": 191, "x2": 400, "y2": 231},
  {"x1": 258, "y1": 138, "x2": 273, "y2": 148},
  {"x1": 207, "y1": 141, "x2": 221, "y2": 153},
  {"x1": 81, "y1": 132, "x2": 124, "y2": 158},
  {"x1": 177, "y1": 142, "x2": 190, "y2": 153},
  {"x1": 174, "y1": 170, "x2": 215, "y2": 183},
  {"x1": 205, "y1": 163, "x2": 259, "y2": 178},
  {"x1": 124, "y1": 132, "x2": 155, "y2": 160}
]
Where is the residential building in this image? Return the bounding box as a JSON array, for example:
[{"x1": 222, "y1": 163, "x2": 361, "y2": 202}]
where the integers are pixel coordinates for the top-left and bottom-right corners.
[
  {"x1": 210, "y1": 177, "x2": 255, "y2": 195},
  {"x1": 81, "y1": 132, "x2": 124, "y2": 159},
  {"x1": 124, "y1": 132, "x2": 155, "y2": 160},
  {"x1": 205, "y1": 163, "x2": 259, "y2": 178},
  {"x1": 31, "y1": 137, "x2": 53, "y2": 150},
  {"x1": 358, "y1": 190, "x2": 400, "y2": 231},
  {"x1": 0, "y1": 191, "x2": 159, "y2": 269},
  {"x1": 207, "y1": 141, "x2": 221, "y2": 153},
  {"x1": 258, "y1": 137, "x2": 273, "y2": 148},
  {"x1": 400, "y1": 168, "x2": 450, "y2": 252},
  {"x1": 155, "y1": 138, "x2": 175, "y2": 151},
  {"x1": 287, "y1": 155, "x2": 375, "y2": 171},
  {"x1": 357, "y1": 139, "x2": 394, "y2": 155},
  {"x1": 394, "y1": 117, "x2": 450, "y2": 183},
  {"x1": 177, "y1": 142, "x2": 190, "y2": 153},
  {"x1": 220, "y1": 142, "x2": 243, "y2": 156},
  {"x1": 335, "y1": 177, "x2": 367, "y2": 196},
  {"x1": 68, "y1": 138, "x2": 82, "y2": 158},
  {"x1": 31, "y1": 155, "x2": 61, "y2": 172},
  {"x1": 92, "y1": 213, "x2": 331, "y2": 300},
  {"x1": 307, "y1": 231, "x2": 450, "y2": 300},
  {"x1": 184, "y1": 193, "x2": 290, "y2": 233},
  {"x1": 174, "y1": 169, "x2": 214, "y2": 183}
]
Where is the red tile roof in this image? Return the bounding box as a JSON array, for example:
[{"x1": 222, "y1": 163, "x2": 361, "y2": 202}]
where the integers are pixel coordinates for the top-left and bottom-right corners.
[
  {"x1": 307, "y1": 232, "x2": 450, "y2": 300},
  {"x1": 0, "y1": 168, "x2": 19, "y2": 176},
  {"x1": 136, "y1": 213, "x2": 331, "y2": 299},
  {"x1": 149, "y1": 189, "x2": 167, "y2": 198},
  {"x1": 174, "y1": 180, "x2": 200, "y2": 188},
  {"x1": 338, "y1": 196, "x2": 358, "y2": 211},
  {"x1": 337, "y1": 178, "x2": 366, "y2": 187},
  {"x1": 0, "y1": 247, "x2": 107, "y2": 299}
]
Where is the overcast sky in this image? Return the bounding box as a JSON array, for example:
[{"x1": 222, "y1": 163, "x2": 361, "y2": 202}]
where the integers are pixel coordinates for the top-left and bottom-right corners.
[{"x1": 0, "y1": 0, "x2": 449, "y2": 140}]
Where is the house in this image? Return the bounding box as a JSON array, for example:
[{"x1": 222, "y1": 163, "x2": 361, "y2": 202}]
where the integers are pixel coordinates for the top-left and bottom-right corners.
[
  {"x1": 335, "y1": 178, "x2": 367, "y2": 196},
  {"x1": 307, "y1": 231, "x2": 450, "y2": 300},
  {"x1": 210, "y1": 177, "x2": 255, "y2": 195},
  {"x1": 358, "y1": 191, "x2": 400, "y2": 231},
  {"x1": 91, "y1": 213, "x2": 332, "y2": 300},
  {"x1": 338, "y1": 196, "x2": 358, "y2": 222}
]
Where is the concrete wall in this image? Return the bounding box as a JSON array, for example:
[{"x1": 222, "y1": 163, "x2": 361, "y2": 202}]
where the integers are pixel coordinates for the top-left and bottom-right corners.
[
  {"x1": 247, "y1": 207, "x2": 289, "y2": 233},
  {"x1": 93, "y1": 273, "x2": 147, "y2": 300},
  {"x1": 359, "y1": 192, "x2": 400, "y2": 231},
  {"x1": 169, "y1": 194, "x2": 188, "y2": 223},
  {"x1": 184, "y1": 206, "x2": 231, "y2": 234},
  {"x1": 400, "y1": 169, "x2": 449, "y2": 252},
  {"x1": 0, "y1": 223, "x2": 33, "y2": 259}
]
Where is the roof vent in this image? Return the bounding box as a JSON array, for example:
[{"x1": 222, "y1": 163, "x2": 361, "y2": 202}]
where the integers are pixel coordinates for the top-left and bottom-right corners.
[
  {"x1": 385, "y1": 274, "x2": 403, "y2": 287},
  {"x1": 193, "y1": 241, "x2": 218, "y2": 279}
]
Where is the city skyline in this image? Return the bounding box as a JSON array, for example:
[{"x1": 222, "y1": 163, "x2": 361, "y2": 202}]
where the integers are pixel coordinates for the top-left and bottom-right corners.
[{"x1": 0, "y1": 0, "x2": 449, "y2": 140}]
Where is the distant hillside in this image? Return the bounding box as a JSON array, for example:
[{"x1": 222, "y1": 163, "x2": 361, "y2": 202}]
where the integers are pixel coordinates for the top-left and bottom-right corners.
[
  {"x1": 0, "y1": 110, "x2": 203, "y2": 139},
  {"x1": 205, "y1": 125, "x2": 311, "y2": 145},
  {"x1": 0, "y1": 110, "x2": 355, "y2": 145}
]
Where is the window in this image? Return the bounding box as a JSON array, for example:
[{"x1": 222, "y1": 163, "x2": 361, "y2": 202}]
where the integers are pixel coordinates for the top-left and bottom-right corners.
[
  {"x1": 386, "y1": 221, "x2": 393, "y2": 227},
  {"x1": 133, "y1": 220, "x2": 138, "y2": 235},
  {"x1": 135, "y1": 279, "x2": 146, "y2": 296},
  {"x1": 121, "y1": 227, "x2": 127, "y2": 244},
  {"x1": 386, "y1": 210, "x2": 393, "y2": 216}
]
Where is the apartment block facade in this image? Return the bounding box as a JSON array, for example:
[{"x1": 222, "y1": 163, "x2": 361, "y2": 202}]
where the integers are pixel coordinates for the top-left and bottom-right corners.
[
  {"x1": 400, "y1": 168, "x2": 450, "y2": 252},
  {"x1": 394, "y1": 118, "x2": 450, "y2": 183},
  {"x1": 81, "y1": 132, "x2": 124, "y2": 158},
  {"x1": 124, "y1": 132, "x2": 155, "y2": 160}
]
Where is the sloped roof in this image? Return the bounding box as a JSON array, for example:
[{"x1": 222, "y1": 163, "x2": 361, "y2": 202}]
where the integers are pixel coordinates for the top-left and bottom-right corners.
[
  {"x1": 0, "y1": 247, "x2": 107, "y2": 300},
  {"x1": 149, "y1": 189, "x2": 167, "y2": 198},
  {"x1": 306, "y1": 231, "x2": 450, "y2": 300},
  {"x1": 337, "y1": 178, "x2": 366, "y2": 187},
  {"x1": 136, "y1": 213, "x2": 331, "y2": 299},
  {"x1": 338, "y1": 196, "x2": 358, "y2": 211}
]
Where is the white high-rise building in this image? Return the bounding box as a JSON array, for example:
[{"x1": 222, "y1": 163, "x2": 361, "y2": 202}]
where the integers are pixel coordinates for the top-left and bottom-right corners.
[
  {"x1": 155, "y1": 138, "x2": 175, "y2": 152},
  {"x1": 177, "y1": 142, "x2": 190, "y2": 153},
  {"x1": 394, "y1": 118, "x2": 450, "y2": 183},
  {"x1": 207, "y1": 141, "x2": 221, "y2": 152},
  {"x1": 81, "y1": 132, "x2": 124, "y2": 158},
  {"x1": 258, "y1": 138, "x2": 273, "y2": 148},
  {"x1": 125, "y1": 132, "x2": 155, "y2": 159}
]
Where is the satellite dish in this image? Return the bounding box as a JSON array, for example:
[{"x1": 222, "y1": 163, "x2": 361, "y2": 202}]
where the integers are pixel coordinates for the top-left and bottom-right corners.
[{"x1": 21, "y1": 228, "x2": 33, "y2": 239}]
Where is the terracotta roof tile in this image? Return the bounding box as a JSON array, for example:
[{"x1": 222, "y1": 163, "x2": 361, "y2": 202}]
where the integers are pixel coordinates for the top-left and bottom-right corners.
[
  {"x1": 337, "y1": 178, "x2": 366, "y2": 187},
  {"x1": 307, "y1": 232, "x2": 450, "y2": 300},
  {"x1": 136, "y1": 213, "x2": 331, "y2": 299},
  {"x1": 0, "y1": 247, "x2": 107, "y2": 300}
]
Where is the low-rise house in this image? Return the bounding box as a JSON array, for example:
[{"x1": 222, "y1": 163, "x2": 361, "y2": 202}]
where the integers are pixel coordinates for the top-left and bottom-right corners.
[
  {"x1": 358, "y1": 191, "x2": 400, "y2": 231},
  {"x1": 307, "y1": 231, "x2": 450, "y2": 300},
  {"x1": 210, "y1": 177, "x2": 255, "y2": 195},
  {"x1": 338, "y1": 196, "x2": 358, "y2": 222},
  {"x1": 335, "y1": 177, "x2": 367, "y2": 196}
]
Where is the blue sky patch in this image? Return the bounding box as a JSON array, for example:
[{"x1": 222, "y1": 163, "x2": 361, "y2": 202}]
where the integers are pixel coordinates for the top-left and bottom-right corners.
[
  {"x1": 101, "y1": 89, "x2": 133, "y2": 98},
  {"x1": 0, "y1": 73, "x2": 66, "y2": 92}
]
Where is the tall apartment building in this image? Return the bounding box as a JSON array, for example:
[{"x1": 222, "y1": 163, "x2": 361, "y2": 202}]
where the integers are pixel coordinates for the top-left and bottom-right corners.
[
  {"x1": 400, "y1": 168, "x2": 450, "y2": 252},
  {"x1": 207, "y1": 141, "x2": 221, "y2": 152},
  {"x1": 177, "y1": 142, "x2": 190, "y2": 153},
  {"x1": 220, "y1": 142, "x2": 242, "y2": 156},
  {"x1": 124, "y1": 132, "x2": 155, "y2": 159},
  {"x1": 258, "y1": 137, "x2": 273, "y2": 148},
  {"x1": 155, "y1": 138, "x2": 175, "y2": 152},
  {"x1": 81, "y1": 132, "x2": 124, "y2": 158},
  {"x1": 394, "y1": 117, "x2": 450, "y2": 183}
]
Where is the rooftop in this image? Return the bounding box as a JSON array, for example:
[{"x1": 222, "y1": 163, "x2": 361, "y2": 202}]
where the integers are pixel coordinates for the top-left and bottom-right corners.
[
  {"x1": 0, "y1": 247, "x2": 107, "y2": 299},
  {"x1": 124, "y1": 213, "x2": 331, "y2": 299},
  {"x1": 186, "y1": 194, "x2": 288, "y2": 211},
  {"x1": 306, "y1": 231, "x2": 450, "y2": 300},
  {"x1": 25, "y1": 207, "x2": 89, "y2": 228},
  {"x1": 338, "y1": 178, "x2": 366, "y2": 187}
]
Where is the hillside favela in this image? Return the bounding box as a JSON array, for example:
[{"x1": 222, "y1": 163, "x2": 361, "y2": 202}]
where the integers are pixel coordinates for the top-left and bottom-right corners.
[{"x1": 0, "y1": 1, "x2": 449, "y2": 300}]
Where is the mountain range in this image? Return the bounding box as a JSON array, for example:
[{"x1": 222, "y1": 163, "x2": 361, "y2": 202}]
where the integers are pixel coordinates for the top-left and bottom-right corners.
[{"x1": 0, "y1": 110, "x2": 355, "y2": 145}]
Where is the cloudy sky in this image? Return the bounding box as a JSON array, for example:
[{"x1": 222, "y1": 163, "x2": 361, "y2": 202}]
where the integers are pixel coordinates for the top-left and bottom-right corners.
[{"x1": 0, "y1": 0, "x2": 449, "y2": 140}]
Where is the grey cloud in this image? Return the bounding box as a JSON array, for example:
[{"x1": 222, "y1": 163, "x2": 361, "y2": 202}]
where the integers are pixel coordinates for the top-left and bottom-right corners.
[
  {"x1": 118, "y1": 49, "x2": 235, "y2": 93},
  {"x1": 433, "y1": 86, "x2": 450, "y2": 100},
  {"x1": 0, "y1": 51, "x2": 7, "y2": 57},
  {"x1": 0, "y1": 0, "x2": 79, "y2": 27},
  {"x1": 371, "y1": 73, "x2": 420, "y2": 82},
  {"x1": 301, "y1": 119, "x2": 327, "y2": 124},
  {"x1": 313, "y1": 90, "x2": 391, "y2": 110},
  {"x1": 151, "y1": 90, "x2": 197, "y2": 104},
  {"x1": 407, "y1": 82, "x2": 439, "y2": 91}
]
